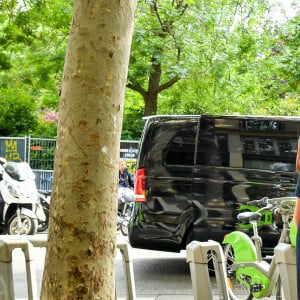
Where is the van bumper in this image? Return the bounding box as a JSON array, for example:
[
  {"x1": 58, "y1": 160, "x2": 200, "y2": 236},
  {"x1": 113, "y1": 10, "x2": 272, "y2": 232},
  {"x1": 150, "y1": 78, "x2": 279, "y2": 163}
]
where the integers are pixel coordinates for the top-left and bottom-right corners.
[{"x1": 128, "y1": 223, "x2": 182, "y2": 252}]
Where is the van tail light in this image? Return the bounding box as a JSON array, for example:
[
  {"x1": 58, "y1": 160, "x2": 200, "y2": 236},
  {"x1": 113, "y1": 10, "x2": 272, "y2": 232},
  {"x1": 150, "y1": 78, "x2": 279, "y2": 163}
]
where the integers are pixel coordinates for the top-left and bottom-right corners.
[{"x1": 134, "y1": 168, "x2": 146, "y2": 202}]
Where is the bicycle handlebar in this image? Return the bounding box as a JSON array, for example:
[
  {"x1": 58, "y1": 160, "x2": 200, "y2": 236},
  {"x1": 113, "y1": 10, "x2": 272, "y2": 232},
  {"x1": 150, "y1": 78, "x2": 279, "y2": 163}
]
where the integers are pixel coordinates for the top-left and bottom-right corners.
[
  {"x1": 247, "y1": 197, "x2": 269, "y2": 207},
  {"x1": 247, "y1": 196, "x2": 296, "y2": 206},
  {"x1": 246, "y1": 196, "x2": 296, "y2": 216}
]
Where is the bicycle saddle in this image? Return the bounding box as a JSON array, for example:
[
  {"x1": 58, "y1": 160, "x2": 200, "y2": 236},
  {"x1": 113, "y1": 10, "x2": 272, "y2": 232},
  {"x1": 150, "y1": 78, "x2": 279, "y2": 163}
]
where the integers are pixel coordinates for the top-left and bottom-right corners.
[{"x1": 237, "y1": 211, "x2": 261, "y2": 223}]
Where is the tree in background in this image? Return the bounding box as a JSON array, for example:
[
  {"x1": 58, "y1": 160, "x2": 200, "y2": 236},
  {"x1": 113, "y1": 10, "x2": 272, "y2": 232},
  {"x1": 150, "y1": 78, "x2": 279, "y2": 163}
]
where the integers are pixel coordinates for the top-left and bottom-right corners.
[
  {"x1": 0, "y1": 0, "x2": 72, "y2": 136},
  {"x1": 126, "y1": 0, "x2": 300, "y2": 117},
  {"x1": 0, "y1": 1, "x2": 299, "y2": 138},
  {"x1": 40, "y1": 1, "x2": 136, "y2": 298},
  {"x1": 0, "y1": 89, "x2": 37, "y2": 136},
  {"x1": 121, "y1": 89, "x2": 145, "y2": 140},
  {"x1": 158, "y1": 0, "x2": 299, "y2": 116},
  {"x1": 271, "y1": 13, "x2": 300, "y2": 115},
  {"x1": 127, "y1": 0, "x2": 193, "y2": 116}
]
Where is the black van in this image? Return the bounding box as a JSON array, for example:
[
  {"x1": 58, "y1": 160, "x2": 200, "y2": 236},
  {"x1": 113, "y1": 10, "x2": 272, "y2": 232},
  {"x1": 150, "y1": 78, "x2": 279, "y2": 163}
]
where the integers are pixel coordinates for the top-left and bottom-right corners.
[{"x1": 129, "y1": 115, "x2": 299, "y2": 253}]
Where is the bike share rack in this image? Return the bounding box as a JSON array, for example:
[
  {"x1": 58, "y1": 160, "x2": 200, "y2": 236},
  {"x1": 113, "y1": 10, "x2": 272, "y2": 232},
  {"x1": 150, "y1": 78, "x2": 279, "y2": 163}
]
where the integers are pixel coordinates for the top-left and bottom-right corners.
[
  {"x1": 186, "y1": 240, "x2": 297, "y2": 300},
  {"x1": 0, "y1": 235, "x2": 46, "y2": 300},
  {"x1": 0, "y1": 235, "x2": 136, "y2": 300},
  {"x1": 186, "y1": 240, "x2": 230, "y2": 300},
  {"x1": 116, "y1": 241, "x2": 136, "y2": 300}
]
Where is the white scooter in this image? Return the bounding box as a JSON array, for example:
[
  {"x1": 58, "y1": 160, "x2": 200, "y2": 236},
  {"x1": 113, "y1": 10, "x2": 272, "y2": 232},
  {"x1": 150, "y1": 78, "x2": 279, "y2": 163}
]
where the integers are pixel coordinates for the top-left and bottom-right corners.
[{"x1": 0, "y1": 157, "x2": 46, "y2": 235}]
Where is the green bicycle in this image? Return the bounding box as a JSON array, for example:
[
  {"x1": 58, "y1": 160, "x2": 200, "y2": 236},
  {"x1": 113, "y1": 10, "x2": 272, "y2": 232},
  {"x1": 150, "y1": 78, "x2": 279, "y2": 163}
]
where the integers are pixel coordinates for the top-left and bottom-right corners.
[{"x1": 223, "y1": 197, "x2": 296, "y2": 300}]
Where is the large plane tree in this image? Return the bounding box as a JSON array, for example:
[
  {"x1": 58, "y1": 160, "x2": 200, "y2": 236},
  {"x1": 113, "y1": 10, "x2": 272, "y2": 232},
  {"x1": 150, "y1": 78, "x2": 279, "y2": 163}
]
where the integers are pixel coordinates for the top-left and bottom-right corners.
[{"x1": 40, "y1": 1, "x2": 136, "y2": 299}]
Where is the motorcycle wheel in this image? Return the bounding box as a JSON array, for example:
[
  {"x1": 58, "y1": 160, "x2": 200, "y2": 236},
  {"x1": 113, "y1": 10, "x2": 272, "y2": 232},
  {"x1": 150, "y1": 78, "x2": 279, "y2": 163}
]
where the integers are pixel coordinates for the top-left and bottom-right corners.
[
  {"x1": 120, "y1": 204, "x2": 133, "y2": 236},
  {"x1": 8, "y1": 214, "x2": 38, "y2": 235},
  {"x1": 117, "y1": 213, "x2": 121, "y2": 231},
  {"x1": 120, "y1": 219, "x2": 129, "y2": 236},
  {"x1": 223, "y1": 243, "x2": 253, "y2": 300},
  {"x1": 37, "y1": 202, "x2": 50, "y2": 232}
]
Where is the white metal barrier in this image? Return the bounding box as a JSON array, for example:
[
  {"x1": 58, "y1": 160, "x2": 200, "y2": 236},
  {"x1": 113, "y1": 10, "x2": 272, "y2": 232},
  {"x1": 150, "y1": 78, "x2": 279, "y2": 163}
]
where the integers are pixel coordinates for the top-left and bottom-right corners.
[
  {"x1": 116, "y1": 241, "x2": 136, "y2": 300},
  {"x1": 0, "y1": 235, "x2": 136, "y2": 300},
  {"x1": 187, "y1": 240, "x2": 298, "y2": 300},
  {"x1": 274, "y1": 243, "x2": 297, "y2": 300},
  {"x1": 186, "y1": 240, "x2": 230, "y2": 300},
  {"x1": 0, "y1": 235, "x2": 46, "y2": 300}
]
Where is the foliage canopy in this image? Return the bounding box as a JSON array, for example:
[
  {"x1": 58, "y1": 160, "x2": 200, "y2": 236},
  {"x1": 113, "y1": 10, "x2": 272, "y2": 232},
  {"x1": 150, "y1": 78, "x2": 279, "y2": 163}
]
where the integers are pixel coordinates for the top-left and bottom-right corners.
[{"x1": 0, "y1": 0, "x2": 299, "y2": 139}]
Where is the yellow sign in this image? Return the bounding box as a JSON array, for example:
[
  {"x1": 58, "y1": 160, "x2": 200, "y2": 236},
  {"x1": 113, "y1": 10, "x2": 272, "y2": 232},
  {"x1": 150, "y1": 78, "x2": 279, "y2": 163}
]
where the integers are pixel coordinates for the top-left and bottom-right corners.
[{"x1": 4, "y1": 139, "x2": 22, "y2": 162}]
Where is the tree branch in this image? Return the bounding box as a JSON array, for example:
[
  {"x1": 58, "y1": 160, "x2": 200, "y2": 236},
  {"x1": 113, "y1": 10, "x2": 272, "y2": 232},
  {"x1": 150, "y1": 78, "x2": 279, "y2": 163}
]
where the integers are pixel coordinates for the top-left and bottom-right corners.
[
  {"x1": 126, "y1": 82, "x2": 147, "y2": 98},
  {"x1": 157, "y1": 76, "x2": 180, "y2": 93}
]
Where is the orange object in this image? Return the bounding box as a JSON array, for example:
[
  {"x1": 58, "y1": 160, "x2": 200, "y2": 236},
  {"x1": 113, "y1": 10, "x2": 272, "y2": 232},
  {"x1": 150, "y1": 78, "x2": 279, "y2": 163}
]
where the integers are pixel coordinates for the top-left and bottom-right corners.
[{"x1": 30, "y1": 145, "x2": 42, "y2": 151}]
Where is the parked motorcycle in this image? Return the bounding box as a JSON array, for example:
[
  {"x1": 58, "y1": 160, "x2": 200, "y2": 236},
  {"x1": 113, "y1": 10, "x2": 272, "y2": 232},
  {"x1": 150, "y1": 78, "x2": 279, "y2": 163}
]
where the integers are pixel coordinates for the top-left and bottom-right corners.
[
  {"x1": 117, "y1": 187, "x2": 134, "y2": 236},
  {"x1": 37, "y1": 190, "x2": 51, "y2": 232},
  {"x1": 0, "y1": 157, "x2": 46, "y2": 235}
]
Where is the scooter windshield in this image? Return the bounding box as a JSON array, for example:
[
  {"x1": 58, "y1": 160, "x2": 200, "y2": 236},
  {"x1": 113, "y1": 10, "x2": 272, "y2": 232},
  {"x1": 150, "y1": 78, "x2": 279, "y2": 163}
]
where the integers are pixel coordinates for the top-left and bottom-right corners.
[{"x1": 5, "y1": 162, "x2": 34, "y2": 181}]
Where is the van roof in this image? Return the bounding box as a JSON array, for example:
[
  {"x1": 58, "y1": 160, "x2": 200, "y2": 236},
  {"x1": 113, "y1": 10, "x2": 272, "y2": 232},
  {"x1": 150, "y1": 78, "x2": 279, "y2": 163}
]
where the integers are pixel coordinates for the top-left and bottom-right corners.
[{"x1": 143, "y1": 114, "x2": 300, "y2": 122}]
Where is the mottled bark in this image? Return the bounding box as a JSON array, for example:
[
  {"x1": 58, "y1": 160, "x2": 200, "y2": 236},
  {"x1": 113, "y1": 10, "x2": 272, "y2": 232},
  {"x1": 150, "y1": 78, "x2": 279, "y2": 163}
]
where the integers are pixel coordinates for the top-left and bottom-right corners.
[{"x1": 41, "y1": 1, "x2": 136, "y2": 299}]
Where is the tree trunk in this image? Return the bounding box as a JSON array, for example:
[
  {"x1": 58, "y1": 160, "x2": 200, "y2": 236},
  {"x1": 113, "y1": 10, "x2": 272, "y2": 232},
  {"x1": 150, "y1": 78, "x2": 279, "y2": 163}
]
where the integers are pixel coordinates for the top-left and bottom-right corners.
[
  {"x1": 129, "y1": 55, "x2": 180, "y2": 116},
  {"x1": 40, "y1": 1, "x2": 136, "y2": 299},
  {"x1": 143, "y1": 57, "x2": 161, "y2": 116},
  {"x1": 143, "y1": 93, "x2": 158, "y2": 116}
]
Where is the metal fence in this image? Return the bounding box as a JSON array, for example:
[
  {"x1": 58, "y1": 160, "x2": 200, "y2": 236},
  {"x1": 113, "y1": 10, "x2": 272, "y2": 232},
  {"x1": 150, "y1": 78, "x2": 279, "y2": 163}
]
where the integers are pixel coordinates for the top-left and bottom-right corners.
[
  {"x1": 0, "y1": 137, "x2": 139, "y2": 190},
  {"x1": 27, "y1": 137, "x2": 56, "y2": 170}
]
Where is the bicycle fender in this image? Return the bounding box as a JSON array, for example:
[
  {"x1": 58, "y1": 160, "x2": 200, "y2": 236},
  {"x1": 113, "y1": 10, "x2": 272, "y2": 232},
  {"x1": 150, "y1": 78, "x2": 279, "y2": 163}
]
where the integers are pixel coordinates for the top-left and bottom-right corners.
[
  {"x1": 290, "y1": 220, "x2": 296, "y2": 247},
  {"x1": 223, "y1": 231, "x2": 257, "y2": 262}
]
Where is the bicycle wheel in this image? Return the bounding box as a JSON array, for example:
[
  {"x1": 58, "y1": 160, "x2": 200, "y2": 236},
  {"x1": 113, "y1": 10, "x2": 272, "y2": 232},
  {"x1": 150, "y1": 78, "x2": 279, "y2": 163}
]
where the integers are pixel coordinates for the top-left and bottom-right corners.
[
  {"x1": 206, "y1": 250, "x2": 218, "y2": 275},
  {"x1": 223, "y1": 244, "x2": 253, "y2": 300}
]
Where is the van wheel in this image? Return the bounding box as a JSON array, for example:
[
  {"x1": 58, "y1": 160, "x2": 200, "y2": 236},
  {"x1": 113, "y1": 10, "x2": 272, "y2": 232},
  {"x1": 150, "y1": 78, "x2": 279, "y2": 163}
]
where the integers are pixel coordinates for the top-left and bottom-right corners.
[{"x1": 8, "y1": 214, "x2": 38, "y2": 235}]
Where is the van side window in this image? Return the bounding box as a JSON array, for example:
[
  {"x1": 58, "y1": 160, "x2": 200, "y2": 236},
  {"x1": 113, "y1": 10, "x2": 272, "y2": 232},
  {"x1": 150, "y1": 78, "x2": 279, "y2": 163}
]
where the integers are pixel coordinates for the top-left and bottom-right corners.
[
  {"x1": 217, "y1": 134, "x2": 230, "y2": 166},
  {"x1": 196, "y1": 134, "x2": 230, "y2": 167},
  {"x1": 196, "y1": 118, "x2": 225, "y2": 166},
  {"x1": 163, "y1": 122, "x2": 196, "y2": 166},
  {"x1": 241, "y1": 136, "x2": 296, "y2": 171}
]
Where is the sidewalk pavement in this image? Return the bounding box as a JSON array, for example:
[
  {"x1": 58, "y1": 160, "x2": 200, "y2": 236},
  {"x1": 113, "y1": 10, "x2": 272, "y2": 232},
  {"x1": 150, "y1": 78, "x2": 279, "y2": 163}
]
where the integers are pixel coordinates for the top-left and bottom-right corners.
[
  {"x1": 118, "y1": 296, "x2": 193, "y2": 300},
  {"x1": 118, "y1": 294, "x2": 277, "y2": 299},
  {"x1": 118, "y1": 295, "x2": 220, "y2": 299}
]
